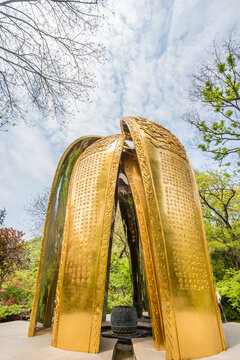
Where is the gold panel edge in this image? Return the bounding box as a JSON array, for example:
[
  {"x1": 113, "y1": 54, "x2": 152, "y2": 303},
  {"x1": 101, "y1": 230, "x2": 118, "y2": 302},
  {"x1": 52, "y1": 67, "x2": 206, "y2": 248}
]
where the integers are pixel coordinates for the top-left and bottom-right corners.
[
  {"x1": 51, "y1": 134, "x2": 125, "y2": 352},
  {"x1": 122, "y1": 152, "x2": 165, "y2": 351},
  {"x1": 28, "y1": 136, "x2": 101, "y2": 338},
  {"x1": 51, "y1": 141, "x2": 83, "y2": 347},
  {"x1": 88, "y1": 134, "x2": 125, "y2": 353},
  {"x1": 29, "y1": 116, "x2": 227, "y2": 359},
  {"x1": 121, "y1": 117, "x2": 181, "y2": 359},
  {"x1": 187, "y1": 155, "x2": 227, "y2": 351}
]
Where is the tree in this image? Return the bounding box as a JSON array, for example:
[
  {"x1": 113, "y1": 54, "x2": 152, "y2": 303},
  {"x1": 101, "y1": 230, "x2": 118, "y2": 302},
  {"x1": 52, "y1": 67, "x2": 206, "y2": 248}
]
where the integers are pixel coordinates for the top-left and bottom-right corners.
[
  {"x1": 185, "y1": 33, "x2": 240, "y2": 166},
  {"x1": 196, "y1": 169, "x2": 240, "y2": 320},
  {"x1": 0, "y1": 208, "x2": 6, "y2": 225},
  {"x1": 0, "y1": 0, "x2": 105, "y2": 129},
  {"x1": 0, "y1": 236, "x2": 41, "y2": 321},
  {"x1": 107, "y1": 208, "x2": 133, "y2": 313},
  {"x1": 25, "y1": 187, "x2": 50, "y2": 236},
  {"x1": 216, "y1": 268, "x2": 240, "y2": 321},
  {"x1": 196, "y1": 169, "x2": 240, "y2": 278},
  {"x1": 0, "y1": 227, "x2": 25, "y2": 286}
]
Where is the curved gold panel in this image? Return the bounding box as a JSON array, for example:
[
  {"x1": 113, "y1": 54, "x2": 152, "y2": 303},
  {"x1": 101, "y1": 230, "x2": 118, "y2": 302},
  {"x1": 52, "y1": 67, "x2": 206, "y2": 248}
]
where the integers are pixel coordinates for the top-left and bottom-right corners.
[
  {"x1": 122, "y1": 150, "x2": 165, "y2": 351},
  {"x1": 51, "y1": 134, "x2": 125, "y2": 353},
  {"x1": 121, "y1": 117, "x2": 226, "y2": 360},
  {"x1": 28, "y1": 136, "x2": 101, "y2": 337},
  {"x1": 28, "y1": 117, "x2": 226, "y2": 360}
]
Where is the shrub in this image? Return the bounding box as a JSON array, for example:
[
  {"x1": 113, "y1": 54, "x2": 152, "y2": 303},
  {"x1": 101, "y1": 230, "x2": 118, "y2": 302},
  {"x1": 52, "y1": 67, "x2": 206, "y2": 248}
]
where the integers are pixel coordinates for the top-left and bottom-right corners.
[
  {"x1": 0, "y1": 227, "x2": 25, "y2": 286},
  {"x1": 0, "y1": 268, "x2": 37, "y2": 321},
  {"x1": 107, "y1": 253, "x2": 133, "y2": 313},
  {"x1": 216, "y1": 269, "x2": 240, "y2": 321}
]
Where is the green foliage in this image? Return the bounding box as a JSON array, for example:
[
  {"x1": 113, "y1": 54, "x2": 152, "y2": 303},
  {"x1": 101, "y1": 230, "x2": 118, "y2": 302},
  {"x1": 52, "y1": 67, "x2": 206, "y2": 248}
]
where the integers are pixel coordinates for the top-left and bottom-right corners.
[
  {"x1": 0, "y1": 304, "x2": 26, "y2": 320},
  {"x1": 196, "y1": 169, "x2": 240, "y2": 320},
  {"x1": 107, "y1": 209, "x2": 133, "y2": 313},
  {"x1": 216, "y1": 269, "x2": 240, "y2": 321},
  {"x1": 0, "y1": 227, "x2": 25, "y2": 286},
  {"x1": 107, "y1": 253, "x2": 133, "y2": 313},
  {"x1": 210, "y1": 248, "x2": 236, "y2": 281},
  {"x1": 186, "y1": 34, "x2": 240, "y2": 166},
  {"x1": 0, "y1": 209, "x2": 6, "y2": 226},
  {"x1": 196, "y1": 169, "x2": 240, "y2": 274},
  {"x1": 0, "y1": 236, "x2": 41, "y2": 321},
  {"x1": 0, "y1": 268, "x2": 37, "y2": 320},
  {"x1": 25, "y1": 237, "x2": 42, "y2": 269}
]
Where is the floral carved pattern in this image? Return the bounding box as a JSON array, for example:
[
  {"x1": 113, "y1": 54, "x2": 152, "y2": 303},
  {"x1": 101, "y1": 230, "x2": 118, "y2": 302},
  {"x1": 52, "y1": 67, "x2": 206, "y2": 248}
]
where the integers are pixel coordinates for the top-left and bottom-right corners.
[
  {"x1": 89, "y1": 134, "x2": 125, "y2": 352},
  {"x1": 134, "y1": 117, "x2": 187, "y2": 161},
  {"x1": 123, "y1": 154, "x2": 164, "y2": 350},
  {"x1": 80, "y1": 135, "x2": 120, "y2": 160},
  {"x1": 121, "y1": 116, "x2": 180, "y2": 359}
]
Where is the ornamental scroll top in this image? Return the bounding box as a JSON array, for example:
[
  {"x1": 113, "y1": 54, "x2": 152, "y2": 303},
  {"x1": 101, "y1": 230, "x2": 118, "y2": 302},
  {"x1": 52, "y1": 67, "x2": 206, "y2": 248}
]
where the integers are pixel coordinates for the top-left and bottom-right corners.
[{"x1": 122, "y1": 116, "x2": 187, "y2": 161}]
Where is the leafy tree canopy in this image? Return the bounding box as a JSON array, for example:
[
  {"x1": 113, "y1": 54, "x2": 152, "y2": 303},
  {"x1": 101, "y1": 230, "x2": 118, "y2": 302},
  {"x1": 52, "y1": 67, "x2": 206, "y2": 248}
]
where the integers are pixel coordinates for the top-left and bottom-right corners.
[
  {"x1": 0, "y1": 227, "x2": 25, "y2": 286},
  {"x1": 216, "y1": 269, "x2": 240, "y2": 319},
  {"x1": 0, "y1": 209, "x2": 6, "y2": 226},
  {"x1": 0, "y1": 236, "x2": 41, "y2": 321},
  {"x1": 196, "y1": 169, "x2": 240, "y2": 276},
  {"x1": 186, "y1": 33, "x2": 240, "y2": 166},
  {"x1": 107, "y1": 208, "x2": 133, "y2": 313},
  {"x1": 196, "y1": 169, "x2": 240, "y2": 320}
]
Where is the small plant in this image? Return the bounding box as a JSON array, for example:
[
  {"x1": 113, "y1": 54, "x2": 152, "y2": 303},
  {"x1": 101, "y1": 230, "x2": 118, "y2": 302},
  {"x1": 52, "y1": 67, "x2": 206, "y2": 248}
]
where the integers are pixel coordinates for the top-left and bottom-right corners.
[
  {"x1": 216, "y1": 269, "x2": 240, "y2": 321},
  {"x1": 0, "y1": 268, "x2": 37, "y2": 320},
  {"x1": 107, "y1": 253, "x2": 133, "y2": 313},
  {"x1": 0, "y1": 227, "x2": 25, "y2": 287}
]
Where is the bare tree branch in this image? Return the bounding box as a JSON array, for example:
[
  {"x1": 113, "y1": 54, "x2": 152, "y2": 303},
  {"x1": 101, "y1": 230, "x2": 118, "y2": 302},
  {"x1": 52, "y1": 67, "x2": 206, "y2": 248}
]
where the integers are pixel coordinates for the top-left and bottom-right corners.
[{"x1": 0, "y1": 0, "x2": 105, "y2": 129}]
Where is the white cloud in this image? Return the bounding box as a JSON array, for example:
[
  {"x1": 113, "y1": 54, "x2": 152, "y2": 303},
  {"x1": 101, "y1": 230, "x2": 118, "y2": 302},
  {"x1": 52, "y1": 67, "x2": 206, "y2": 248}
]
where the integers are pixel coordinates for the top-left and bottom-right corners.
[
  {"x1": 1, "y1": 0, "x2": 240, "y2": 236},
  {"x1": 0, "y1": 124, "x2": 57, "y2": 233}
]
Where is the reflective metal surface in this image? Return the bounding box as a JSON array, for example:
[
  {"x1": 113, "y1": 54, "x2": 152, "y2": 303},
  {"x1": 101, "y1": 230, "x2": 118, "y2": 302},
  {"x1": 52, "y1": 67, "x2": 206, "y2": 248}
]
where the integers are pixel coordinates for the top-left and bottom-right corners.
[
  {"x1": 28, "y1": 117, "x2": 226, "y2": 360},
  {"x1": 121, "y1": 116, "x2": 226, "y2": 360},
  {"x1": 28, "y1": 136, "x2": 101, "y2": 337},
  {"x1": 51, "y1": 135, "x2": 125, "y2": 353},
  {"x1": 122, "y1": 150, "x2": 165, "y2": 351}
]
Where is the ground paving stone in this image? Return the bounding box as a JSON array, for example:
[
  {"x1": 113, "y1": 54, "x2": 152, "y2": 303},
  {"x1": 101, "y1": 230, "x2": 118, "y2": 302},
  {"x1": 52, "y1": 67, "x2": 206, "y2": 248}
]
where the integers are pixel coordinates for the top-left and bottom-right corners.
[
  {"x1": 132, "y1": 322, "x2": 240, "y2": 360},
  {"x1": 0, "y1": 320, "x2": 239, "y2": 360}
]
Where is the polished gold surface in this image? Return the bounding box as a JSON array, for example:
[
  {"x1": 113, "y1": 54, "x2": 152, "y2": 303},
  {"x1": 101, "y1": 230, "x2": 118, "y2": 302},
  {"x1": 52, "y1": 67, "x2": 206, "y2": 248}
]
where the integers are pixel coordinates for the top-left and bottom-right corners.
[
  {"x1": 122, "y1": 151, "x2": 165, "y2": 351},
  {"x1": 51, "y1": 135, "x2": 125, "y2": 353},
  {"x1": 28, "y1": 117, "x2": 226, "y2": 360},
  {"x1": 28, "y1": 136, "x2": 101, "y2": 337},
  {"x1": 121, "y1": 117, "x2": 226, "y2": 360}
]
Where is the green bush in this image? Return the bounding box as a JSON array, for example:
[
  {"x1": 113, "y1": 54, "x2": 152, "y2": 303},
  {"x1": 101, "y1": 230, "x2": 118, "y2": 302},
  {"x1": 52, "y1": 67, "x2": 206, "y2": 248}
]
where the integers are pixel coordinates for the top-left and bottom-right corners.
[
  {"x1": 107, "y1": 254, "x2": 133, "y2": 313},
  {"x1": 0, "y1": 304, "x2": 26, "y2": 320},
  {"x1": 0, "y1": 268, "x2": 38, "y2": 321},
  {"x1": 216, "y1": 269, "x2": 240, "y2": 321},
  {"x1": 0, "y1": 236, "x2": 41, "y2": 321},
  {"x1": 24, "y1": 237, "x2": 42, "y2": 269},
  {"x1": 1, "y1": 227, "x2": 239, "y2": 323}
]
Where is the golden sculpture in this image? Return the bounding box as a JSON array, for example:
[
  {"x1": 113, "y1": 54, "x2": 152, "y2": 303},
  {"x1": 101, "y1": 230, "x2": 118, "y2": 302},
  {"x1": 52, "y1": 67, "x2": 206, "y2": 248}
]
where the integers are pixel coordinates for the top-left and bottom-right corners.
[{"x1": 28, "y1": 117, "x2": 227, "y2": 359}]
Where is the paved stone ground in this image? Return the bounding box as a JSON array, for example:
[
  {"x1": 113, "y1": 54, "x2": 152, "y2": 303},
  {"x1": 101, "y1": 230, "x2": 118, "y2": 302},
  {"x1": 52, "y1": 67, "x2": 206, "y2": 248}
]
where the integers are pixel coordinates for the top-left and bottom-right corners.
[
  {"x1": 0, "y1": 321, "x2": 116, "y2": 360},
  {"x1": 133, "y1": 322, "x2": 240, "y2": 360},
  {"x1": 0, "y1": 320, "x2": 239, "y2": 360}
]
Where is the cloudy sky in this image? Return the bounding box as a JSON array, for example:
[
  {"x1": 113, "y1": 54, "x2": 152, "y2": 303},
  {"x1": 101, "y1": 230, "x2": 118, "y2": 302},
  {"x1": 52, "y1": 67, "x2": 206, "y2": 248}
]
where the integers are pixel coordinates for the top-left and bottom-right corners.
[{"x1": 1, "y1": 0, "x2": 240, "y2": 237}]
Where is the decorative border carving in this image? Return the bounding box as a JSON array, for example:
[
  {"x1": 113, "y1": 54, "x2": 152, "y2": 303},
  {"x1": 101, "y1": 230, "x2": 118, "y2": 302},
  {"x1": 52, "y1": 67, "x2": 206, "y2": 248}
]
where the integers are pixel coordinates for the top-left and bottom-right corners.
[
  {"x1": 80, "y1": 135, "x2": 120, "y2": 161},
  {"x1": 28, "y1": 136, "x2": 100, "y2": 338},
  {"x1": 123, "y1": 153, "x2": 164, "y2": 351},
  {"x1": 51, "y1": 148, "x2": 76, "y2": 347},
  {"x1": 89, "y1": 134, "x2": 125, "y2": 352},
  {"x1": 52, "y1": 135, "x2": 125, "y2": 352},
  {"x1": 134, "y1": 116, "x2": 187, "y2": 161},
  {"x1": 121, "y1": 116, "x2": 180, "y2": 359},
  {"x1": 187, "y1": 156, "x2": 227, "y2": 350}
]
